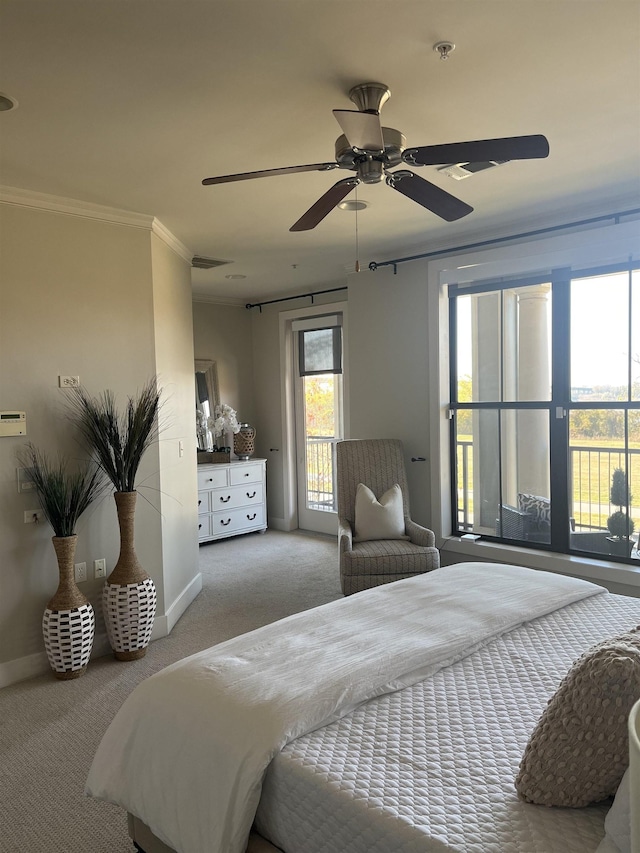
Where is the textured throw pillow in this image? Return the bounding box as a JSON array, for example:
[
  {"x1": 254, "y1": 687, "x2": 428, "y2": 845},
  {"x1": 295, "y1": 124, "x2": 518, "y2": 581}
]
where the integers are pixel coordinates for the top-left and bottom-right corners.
[
  {"x1": 518, "y1": 493, "x2": 551, "y2": 531},
  {"x1": 515, "y1": 628, "x2": 640, "y2": 808},
  {"x1": 353, "y1": 483, "x2": 405, "y2": 542}
]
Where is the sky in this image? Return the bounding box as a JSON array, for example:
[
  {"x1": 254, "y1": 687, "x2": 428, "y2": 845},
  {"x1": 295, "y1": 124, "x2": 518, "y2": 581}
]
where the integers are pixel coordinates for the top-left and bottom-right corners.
[{"x1": 456, "y1": 270, "x2": 639, "y2": 390}]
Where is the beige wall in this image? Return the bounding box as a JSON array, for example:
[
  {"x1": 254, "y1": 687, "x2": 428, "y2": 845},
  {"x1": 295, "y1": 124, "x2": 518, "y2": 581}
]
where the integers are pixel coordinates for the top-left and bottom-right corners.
[
  {"x1": 346, "y1": 263, "x2": 433, "y2": 527},
  {"x1": 198, "y1": 282, "x2": 434, "y2": 532},
  {"x1": 0, "y1": 202, "x2": 199, "y2": 683},
  {"x1": 192, "y1": 300, "x2": 256, "y2": 427},
  {"x1": 151, "y1": 234, "x2": 200, "y2": 613}
]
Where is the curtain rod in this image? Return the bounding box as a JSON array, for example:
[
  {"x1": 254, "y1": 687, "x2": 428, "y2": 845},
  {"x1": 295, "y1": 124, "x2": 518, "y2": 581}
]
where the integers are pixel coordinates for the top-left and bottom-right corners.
[
  {"x1": 245, "y1": 206, "x2": 640, "y2": 309},
  {"x1": 368, "y1": 207, "x2": 640, "y2": 273},
  {"x1": 246, "y1": 285, "x2": 347, "y2": 312}
]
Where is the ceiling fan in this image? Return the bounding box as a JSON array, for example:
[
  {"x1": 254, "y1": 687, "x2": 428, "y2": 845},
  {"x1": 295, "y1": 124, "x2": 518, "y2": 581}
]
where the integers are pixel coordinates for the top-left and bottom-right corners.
[{"x1": 202, "y1": 82, "x2": 549, "y2": 232}]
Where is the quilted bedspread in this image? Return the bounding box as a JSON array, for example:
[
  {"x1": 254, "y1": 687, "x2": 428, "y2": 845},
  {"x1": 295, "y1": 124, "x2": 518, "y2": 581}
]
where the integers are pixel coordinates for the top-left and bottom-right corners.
[
  {"x1": 85, "y1": 563, "x2": 605, "y2": 853},
  {"x1": 256, "y1": 592, "x2": 640, "y2": 853}
]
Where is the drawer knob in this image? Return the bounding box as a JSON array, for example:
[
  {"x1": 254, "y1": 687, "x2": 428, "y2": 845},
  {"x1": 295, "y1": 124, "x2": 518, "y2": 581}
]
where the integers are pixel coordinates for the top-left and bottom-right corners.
[
  {"x1": 244, "y1": 473, "x2": 250, "y2": 477},
  {"x1": 220, "y1": 495, "x2": 231, "y2": 503},
  {"x1": 198, "y1": 523, "x2": 202, "y2": 529},
  {"x1": 246, "y1": 491, "x2": 256, "y2": 499},
  {"x1": 221, "y1": 518, "x2": 231, "y2": 526},
  {"x1": 247, "y1": 513, "x2": 257, "y2": 521}
]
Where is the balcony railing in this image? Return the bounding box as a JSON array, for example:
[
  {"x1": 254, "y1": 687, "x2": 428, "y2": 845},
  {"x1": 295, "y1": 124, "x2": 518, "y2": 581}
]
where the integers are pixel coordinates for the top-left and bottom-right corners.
[
  {"x1": 306, "y1": 436, "x2": 338, "y2": 512},
  {"x1": 456, "y1": 439, "x2": 640, "y2": 543}
]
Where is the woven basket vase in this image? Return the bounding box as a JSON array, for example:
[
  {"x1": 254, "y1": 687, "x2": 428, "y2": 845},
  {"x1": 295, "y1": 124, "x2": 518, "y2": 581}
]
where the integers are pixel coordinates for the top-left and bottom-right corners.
[
  {"x1": 234, "y1": 424, "x2": 256, "y2": 460},
  {"x1": 42, "y1": 534, "x2": 95, "y2": 679},
  {"x1": 103, "y1": 491, "x2": 157, "y2": 661}
]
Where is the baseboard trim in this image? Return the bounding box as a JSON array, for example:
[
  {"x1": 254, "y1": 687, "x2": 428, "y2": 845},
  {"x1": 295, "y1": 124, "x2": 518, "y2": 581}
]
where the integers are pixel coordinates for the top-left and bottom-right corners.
[
  {"x1": 1, "y1": 574, "x2": 203, "y2": 689},
  {"x1": 0, "y1": 651, "x2": 50, "y2": 689},
  {"x1": 151, "y1": 572, "x2": 203, "y2": 641}
]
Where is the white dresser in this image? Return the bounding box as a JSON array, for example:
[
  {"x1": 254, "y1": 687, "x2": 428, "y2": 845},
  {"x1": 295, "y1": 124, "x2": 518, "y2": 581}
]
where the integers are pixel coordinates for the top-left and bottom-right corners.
[{"x1": 197, "y1": 459, "x2": 267, "y2": 543}]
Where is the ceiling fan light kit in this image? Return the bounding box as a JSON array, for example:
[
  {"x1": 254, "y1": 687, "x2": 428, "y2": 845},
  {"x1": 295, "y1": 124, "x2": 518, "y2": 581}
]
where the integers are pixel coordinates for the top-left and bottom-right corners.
[{"x1": 202, "y1": 80, "x2": 549, "y2": 232}]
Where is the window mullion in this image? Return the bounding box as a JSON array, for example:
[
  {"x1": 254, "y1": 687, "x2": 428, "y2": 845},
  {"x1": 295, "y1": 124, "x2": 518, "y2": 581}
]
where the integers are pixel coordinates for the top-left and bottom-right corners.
[{"x1": 550, "y1": 269, "x2": 571, "y2": 552}]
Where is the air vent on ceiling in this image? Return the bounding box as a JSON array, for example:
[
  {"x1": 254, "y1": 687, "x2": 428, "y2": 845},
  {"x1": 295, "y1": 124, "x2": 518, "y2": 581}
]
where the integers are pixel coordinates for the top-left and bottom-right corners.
[
  {"x1": 437, "y1": 160, "x2": 509, "y2": 181},
  {"x1": 191, "y1": 256, "x2": 232, "y2": 270}
]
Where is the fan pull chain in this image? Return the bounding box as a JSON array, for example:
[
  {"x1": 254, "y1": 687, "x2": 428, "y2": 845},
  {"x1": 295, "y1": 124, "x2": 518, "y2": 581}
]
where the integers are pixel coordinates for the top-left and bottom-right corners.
[{"x1": 354, "y1": 187, "x2": 360, "y2": 273}]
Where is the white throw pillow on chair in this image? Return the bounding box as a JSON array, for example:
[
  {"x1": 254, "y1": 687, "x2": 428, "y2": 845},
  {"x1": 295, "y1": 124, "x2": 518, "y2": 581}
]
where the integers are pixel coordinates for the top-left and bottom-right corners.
[{"x1": 353, "y1": 483, "x2": 406, "y2": 542}]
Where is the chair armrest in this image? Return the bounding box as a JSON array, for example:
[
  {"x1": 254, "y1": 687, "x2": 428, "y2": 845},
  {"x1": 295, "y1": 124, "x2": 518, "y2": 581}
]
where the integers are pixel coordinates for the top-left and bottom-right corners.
[
  {"x1": 338, "y1": 516, "x2": 353, "y2": 554},
  {"x1": 405, "y1": 519, "x2": 436, "y2": 547}
]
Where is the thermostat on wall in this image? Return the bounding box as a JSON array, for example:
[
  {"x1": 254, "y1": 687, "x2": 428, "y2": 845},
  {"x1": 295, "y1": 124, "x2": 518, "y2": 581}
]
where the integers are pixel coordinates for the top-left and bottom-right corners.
[{"x1": 0, "y1": 411, "x2": 26, "y2": 436}]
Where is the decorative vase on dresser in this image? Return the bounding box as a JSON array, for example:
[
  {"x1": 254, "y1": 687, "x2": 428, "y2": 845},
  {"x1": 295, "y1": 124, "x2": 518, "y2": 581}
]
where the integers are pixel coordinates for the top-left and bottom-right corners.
[
  {"x1": 43, "y1": 534, "x2": 95, "y2": 680},
  {"x1": 102, "y1": 490, "x2": 157, "y2": 660},
  {"x1": 198, "y1": 459, "x2": 267, "y2": 543},
  {"x1": 233, "y1": 424, "x2": 256, "y2": 460}
]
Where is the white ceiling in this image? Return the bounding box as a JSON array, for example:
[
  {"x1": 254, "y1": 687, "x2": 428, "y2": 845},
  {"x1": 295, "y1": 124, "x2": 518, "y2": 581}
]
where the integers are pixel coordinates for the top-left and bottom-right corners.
[{"x1": 1, "y1": 1, "x2": 639, "y2": 304}]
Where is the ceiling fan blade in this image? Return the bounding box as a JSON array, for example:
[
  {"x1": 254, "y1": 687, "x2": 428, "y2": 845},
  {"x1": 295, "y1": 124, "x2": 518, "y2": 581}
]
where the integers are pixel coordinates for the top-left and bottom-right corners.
[
  {"x1": 202, "y1": 163, "x2": 339, "y2": 186},
  {"x1": 403, "y1": 134, "x2": 550, "y2": 167},
  {"x1": 387, "y1": 170, "x2": 473, "y2": 222},
  {"x1": 333, "y1": 109, "x2": 384, "y2": 152},
  {"x1": 290, "y1": 177, "x2": 360, "y2": 232}
]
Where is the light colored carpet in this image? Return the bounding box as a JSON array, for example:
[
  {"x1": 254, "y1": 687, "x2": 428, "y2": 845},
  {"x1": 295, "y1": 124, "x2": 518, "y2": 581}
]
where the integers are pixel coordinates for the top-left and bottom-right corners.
[{"x1": 0, "y1": 529, "x2": 341, "y2": 853}]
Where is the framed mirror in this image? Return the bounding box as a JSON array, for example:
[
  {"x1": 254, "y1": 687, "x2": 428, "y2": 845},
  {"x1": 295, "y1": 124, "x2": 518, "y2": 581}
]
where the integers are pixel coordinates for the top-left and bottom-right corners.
[{"x1": 195, "y1": 359, "x2": 220, "y2": 451}]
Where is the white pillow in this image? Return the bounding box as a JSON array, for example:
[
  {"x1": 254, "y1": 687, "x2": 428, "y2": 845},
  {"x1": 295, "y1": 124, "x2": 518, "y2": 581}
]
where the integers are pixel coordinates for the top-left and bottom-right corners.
[{"x1": 353, "y1": 483, "x2": 405, "y2": 542}]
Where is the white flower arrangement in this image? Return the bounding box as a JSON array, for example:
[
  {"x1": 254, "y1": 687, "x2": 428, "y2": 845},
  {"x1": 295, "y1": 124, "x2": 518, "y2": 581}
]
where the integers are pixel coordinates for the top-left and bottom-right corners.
[{"x1": 208, "y1": 403, "x2": 240, "y2": 439}]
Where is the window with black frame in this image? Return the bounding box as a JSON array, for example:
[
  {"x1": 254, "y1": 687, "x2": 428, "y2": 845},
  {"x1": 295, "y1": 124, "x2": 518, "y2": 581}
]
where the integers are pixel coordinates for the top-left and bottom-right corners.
[{"x1": 449, "y1": 261, "x2": 640, "y2": 562}]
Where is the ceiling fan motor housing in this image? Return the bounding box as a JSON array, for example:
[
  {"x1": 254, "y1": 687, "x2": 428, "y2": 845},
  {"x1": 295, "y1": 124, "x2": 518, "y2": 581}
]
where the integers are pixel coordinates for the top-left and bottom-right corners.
[{"x1": 334, "y1": 126, "x2": 406, "y2": 179}]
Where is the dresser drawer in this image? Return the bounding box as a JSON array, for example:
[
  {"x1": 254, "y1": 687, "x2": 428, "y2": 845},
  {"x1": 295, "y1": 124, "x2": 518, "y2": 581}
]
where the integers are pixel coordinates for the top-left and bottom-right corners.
[
  {"x1": 197, "y1": 514, "x2": 211, "y2": 541},
  {"x1": 197, "y1": 467, "x2": 228, "y2": 491},
  {"x1": 211, "y1": 483, "x2": 262, "y2": 511},
  {"x1": 197, "y1": 491, "x2": 210, "y2": 513},
  {"x1": 229, "y1": 463, "x2": 263, "y2": 486},
  {"x1": 212, "y1": 504, "x2": 265, "y2": 536}
]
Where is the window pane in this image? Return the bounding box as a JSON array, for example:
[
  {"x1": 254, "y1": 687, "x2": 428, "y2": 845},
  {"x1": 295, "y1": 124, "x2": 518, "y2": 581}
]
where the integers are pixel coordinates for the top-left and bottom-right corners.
[
  {"x1": 632, "y1": 270, "x2": 640, "y2": 401},
  {"x1": 454, "y1": 285, "x2": 551, "y2": 403},
  {"x1": 455, "y1": 409, "x2": 499, "y2": 533},
  {"x1": 455, "y1": 407, "x2": 550, "y2": 542},
  {"x1": 499, "y1": 409, "x2": 551, "y2": 545},
  {"x1": 569, "y1": 409, "x2": 639, "y2": 559},
  {"x1": 303, "y1": 374, "x2": 340, "y2": 512},
  {"x1": 299, "y1": 328, "x2": 342, "y2": 376},
  {"x1": 455, "y1": 414, "x2": 475, "y2": 531},
  {"x1": 571, "y1": 272, "x2": 629, "y2": 402}
]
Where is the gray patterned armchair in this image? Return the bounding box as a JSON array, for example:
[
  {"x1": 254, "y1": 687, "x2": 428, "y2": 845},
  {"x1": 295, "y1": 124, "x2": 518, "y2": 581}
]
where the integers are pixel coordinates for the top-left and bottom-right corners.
[{"x1": 336, "y1": 438, "x2": 440, "y2": 596}]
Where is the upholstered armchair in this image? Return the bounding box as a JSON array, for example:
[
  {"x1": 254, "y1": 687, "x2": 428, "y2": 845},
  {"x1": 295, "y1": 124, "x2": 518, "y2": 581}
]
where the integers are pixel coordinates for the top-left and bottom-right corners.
[{"x1": 336, "y1": 438, "x2": 440, "y2": 596}]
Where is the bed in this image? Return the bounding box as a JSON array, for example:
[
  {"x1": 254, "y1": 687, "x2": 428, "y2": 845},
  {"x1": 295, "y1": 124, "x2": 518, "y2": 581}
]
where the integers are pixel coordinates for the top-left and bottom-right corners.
[{"x1": 85, "y1": 563, "x2": 640, "y2": 853}]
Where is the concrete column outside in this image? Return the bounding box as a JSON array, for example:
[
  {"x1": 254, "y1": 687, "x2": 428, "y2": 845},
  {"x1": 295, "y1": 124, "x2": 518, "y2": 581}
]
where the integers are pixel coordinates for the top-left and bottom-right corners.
[{"x1": 517, "y1": 284, "x2": 551, "y2": 497}]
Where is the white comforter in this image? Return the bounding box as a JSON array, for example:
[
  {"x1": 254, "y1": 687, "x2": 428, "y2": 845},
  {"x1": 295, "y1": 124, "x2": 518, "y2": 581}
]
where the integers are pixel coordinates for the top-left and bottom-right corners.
[{"x1": 85, "y1": 563, "x2": 604, "y2": 853}]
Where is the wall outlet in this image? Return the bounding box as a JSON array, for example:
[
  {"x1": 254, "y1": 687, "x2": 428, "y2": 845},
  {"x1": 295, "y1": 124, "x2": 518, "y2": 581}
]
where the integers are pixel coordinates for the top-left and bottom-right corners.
[
  {"x1": 94, "y1": 558, "x2": 107, "y2": 579},
  {"x1": 58, "y1": 375, "x2": 80, "y2": 388},
  {"x1": 74, "y1": 562, "x2": 87, "y2": 583},
  {"x1": 24, "y1": 509, "x2": 42, "y2": 524}
]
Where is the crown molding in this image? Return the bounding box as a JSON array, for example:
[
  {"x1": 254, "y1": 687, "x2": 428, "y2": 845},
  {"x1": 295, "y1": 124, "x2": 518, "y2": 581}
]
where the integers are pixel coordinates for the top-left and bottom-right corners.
[
  {"x1": 0, "y1": 185, "x2": 192, "y2": 263},
  {"x1": 150, "y1": 218, "x2": 192, "y2": 263}
]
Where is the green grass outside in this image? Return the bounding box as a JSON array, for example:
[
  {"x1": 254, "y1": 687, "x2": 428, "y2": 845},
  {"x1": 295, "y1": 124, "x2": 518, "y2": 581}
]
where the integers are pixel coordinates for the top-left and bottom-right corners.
[{"x1": 456, "y1": 435, "x2": 640, "y2": 531}]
